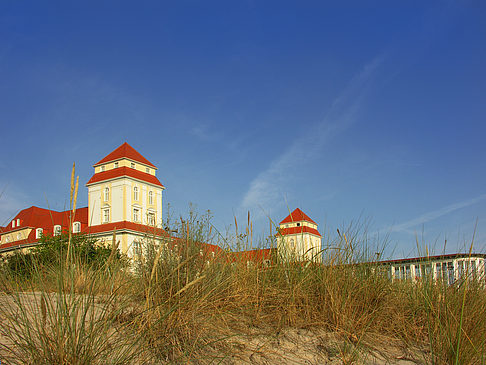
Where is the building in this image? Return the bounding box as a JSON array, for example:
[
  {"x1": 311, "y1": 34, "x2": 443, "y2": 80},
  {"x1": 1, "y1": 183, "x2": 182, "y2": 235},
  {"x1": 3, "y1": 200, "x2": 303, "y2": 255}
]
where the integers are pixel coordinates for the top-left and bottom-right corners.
[
  {"x1": 0, "y1": 143, "x2": 167, "y2": 256},
  {"x1": 4, "y1": 142, "x2": 481, "y2": 283},
  {"x1": 85, "y1": 142, "x2": 166, "y2": 255},
  {"x1": 277, "y1": 208, "x2": 322, "y2": 262},
  {"x1": 0, "y1": 206, "x2": 89, "y2": 253},
  {"x1": 379, "y1": 253, "x2": 486, "y2": 285}
]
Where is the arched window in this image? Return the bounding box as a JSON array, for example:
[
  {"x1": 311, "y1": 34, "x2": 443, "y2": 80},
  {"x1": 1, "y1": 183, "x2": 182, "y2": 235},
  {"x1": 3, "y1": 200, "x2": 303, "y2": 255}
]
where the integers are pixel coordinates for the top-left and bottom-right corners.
[
  {"x1": 36, "y1": 228, "x2": 43, "y2": 239},
  {"x1": 73, "y1": 222, "x2": 81, "y2": 233},
  {"x1": 133, "y1": 186, "x2": 139, "y2": 201},
  {"x1": 104, "y1": 187, "x2": 109, "y2": 201},
  {"x1": 148, "y1": 191, "x2": 153, "y2": 205},
  {"x1": 54, "y1": 225, "x2": 62, "y2": 236}
]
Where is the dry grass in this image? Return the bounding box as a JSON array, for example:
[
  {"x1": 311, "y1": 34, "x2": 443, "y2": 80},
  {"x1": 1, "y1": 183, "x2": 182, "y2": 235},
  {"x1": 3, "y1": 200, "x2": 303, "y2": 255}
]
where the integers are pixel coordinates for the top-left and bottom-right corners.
[{"x1": 0, "y1": 168, "x2": 485, "y2": 363}]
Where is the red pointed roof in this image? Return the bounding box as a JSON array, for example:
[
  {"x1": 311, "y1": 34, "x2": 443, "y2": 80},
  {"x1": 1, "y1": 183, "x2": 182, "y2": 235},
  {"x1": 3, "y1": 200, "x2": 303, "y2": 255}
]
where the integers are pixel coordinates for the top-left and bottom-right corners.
[
  {"x1": 94, "y1": 143, "x2": 156, "y2": 168},
  {"x1": 86, "y1": 166, "x2": 165, "y2": 187},
  {"x1": 280, "y1": 208, "x2": 317, "y2": 225}
]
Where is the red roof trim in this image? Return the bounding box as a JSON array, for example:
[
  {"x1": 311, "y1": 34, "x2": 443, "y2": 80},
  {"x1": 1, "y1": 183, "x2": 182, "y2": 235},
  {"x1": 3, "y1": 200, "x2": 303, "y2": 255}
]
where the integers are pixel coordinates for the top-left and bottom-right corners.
[
  {"x1": 278, "y1": 226, "x2": 322, "y2": 237},
  {"x1": 94, "y1": 143, "x2": 156, "y2": 168},
  {"x1": 85, "y1": 221, "x2": 167, "y2": 237},
  {"x1": 280, "y1": 208, "x2": 317, "y2": 225},
  {"x1": 377, "y1": 253, "x2": 486, "y2": 265},
  {"x1": 86, "y1": 167, "x2": 165, "y2": 188}
]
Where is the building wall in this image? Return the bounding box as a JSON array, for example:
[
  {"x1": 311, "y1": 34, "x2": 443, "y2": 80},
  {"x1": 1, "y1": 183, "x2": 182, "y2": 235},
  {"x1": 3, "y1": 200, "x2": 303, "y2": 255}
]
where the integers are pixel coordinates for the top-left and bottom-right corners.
[
  {"x1": 278, "y1": 232, "x2": 321, "y2": 261},
  {"x1": 88, "y1": 176, "x2": 163, "y2": 227},
  {"x1": 95, "y1": 159, "x2": 157, "y2": 176},
  {"x1": 0, "y1": 228, "x2": 32, "y2": 245},
  {"x1": 388, "y1": 256, "x2": 485, "y2": 284}
]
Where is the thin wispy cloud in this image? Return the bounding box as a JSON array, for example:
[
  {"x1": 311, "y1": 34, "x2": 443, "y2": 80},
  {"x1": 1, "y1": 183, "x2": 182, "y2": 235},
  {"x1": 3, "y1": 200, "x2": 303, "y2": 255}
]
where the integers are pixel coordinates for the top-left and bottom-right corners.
[
  {"x1": 239, "y1": 55, "x2": 385, "y2": 217},
  {"x1": 387, "y1": 193, "x2": 486, "y2": 233},
  {"x1": 0, "y1": 183, "x2": 29, "y2": 226}
]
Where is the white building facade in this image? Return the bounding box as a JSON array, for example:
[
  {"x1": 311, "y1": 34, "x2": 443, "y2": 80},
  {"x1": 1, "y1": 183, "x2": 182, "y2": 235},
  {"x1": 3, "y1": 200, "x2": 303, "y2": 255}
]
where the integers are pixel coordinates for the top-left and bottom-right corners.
[{"x1": 277, "y1": 208, "x2": 322, "y2": 262}]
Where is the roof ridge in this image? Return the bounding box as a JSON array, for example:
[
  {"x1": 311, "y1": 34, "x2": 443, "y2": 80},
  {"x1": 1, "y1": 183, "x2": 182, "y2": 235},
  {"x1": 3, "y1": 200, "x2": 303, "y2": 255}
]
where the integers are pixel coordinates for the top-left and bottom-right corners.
[
  {"x1": 94, "y1": 142, "x2": 156, "y2": 168},
  {"x1": 279, "y1": 208, "x2": 317, "y2": 225}
]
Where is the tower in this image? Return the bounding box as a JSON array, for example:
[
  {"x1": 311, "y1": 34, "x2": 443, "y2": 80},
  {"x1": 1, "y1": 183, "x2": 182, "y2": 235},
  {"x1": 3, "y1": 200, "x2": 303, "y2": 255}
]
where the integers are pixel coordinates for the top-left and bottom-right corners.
[
  {"x1": 277, "y1": 208, "x2": 322, "y2": 261},
  {"x1": 86, "y1": 142, "x2": 166, "y2": 255}
]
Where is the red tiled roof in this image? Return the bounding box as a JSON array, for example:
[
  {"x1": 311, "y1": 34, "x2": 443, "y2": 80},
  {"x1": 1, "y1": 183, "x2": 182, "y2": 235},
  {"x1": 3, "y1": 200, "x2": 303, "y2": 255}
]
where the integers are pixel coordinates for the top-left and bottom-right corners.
[
  {"x1": 86, "y1": 166, "x2": 165, "y2": 188},
  {"x1": 85, "y1": 221, "x2": 167, "y2": 237},
  {"x1": 280, "y1": 208, "x2": 317, "y2": 225},
  {"x1": 229, "y1": 248, "x2": 275, "y2": 262},
  {"x1": 0, "y1": 206, "x2": 89, "y2": 251},
  {"x1": 278, "y1": 226, "x2": 322, "y2": 237},
  {"x1": 94, "y1": 142, "x2": 156, "y2": 168}
]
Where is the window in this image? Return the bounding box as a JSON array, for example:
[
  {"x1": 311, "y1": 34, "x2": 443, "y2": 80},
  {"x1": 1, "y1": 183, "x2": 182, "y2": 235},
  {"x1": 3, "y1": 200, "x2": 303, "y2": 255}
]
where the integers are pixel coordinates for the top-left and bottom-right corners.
[
  {"x1": 146, "y1": 167, "x2": 150, "y2": 173},
  {"x1": 36, "y1": 228, "x2": 43, "y2": 239},
  {"x1": 114, "y1": 162, "x2": 119, "y2": 168},
  {"x1": 54, "y1": 225, "x2": 62, "y2": 236},
  {"x1": 133, "y1": 208, "x2": 140, "y2": 222},
  {"x1": 147, "y1": 212, "x2": 155, "y2": 226},
  {"x1": 101, "y1": 165, "x2": 105, "y2": 172},
  {"x1": 103, "y1": 208, "x2": 110, "y2": 223},
  {"x1": 133, "y1": 186, "x2": 139, "y2": 201},
  {"x1": 104, "y1": 187, "x2": 109, "y2": 201},
  {"x1": 148, "y1": 191, "x2": 153, "y2": 205},
  {"x1": 16, "y1": 218, "x2": 20, "y2": 226},
  {"x1": 131, "y1": 162, "x2": 135, "y2": 169},
  {"x1": 289, "y1": 238, "x2": 295, "y2": 249},
  {"x1": 73, "y1": 222, "x2": 81, "y2": 233},
  {"x1": 458, "y1": 260, "x2": 464, "y2": 278},
  {"x1": 297, "y1": 223, "x2": 300, "y2": 227},
  {"x1": 415, "y1": 264, "x2": 421, "y2": 278},
  {"x1": 11, "y1": 220, "x2": 15, "y2": 228}
]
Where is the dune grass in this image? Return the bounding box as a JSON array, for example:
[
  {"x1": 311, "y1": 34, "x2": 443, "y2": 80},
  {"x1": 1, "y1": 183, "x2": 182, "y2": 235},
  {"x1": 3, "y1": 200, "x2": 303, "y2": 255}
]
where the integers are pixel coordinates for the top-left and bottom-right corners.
[{"x1": 0, "y1": 171, "x2": 485, "y2": 364}]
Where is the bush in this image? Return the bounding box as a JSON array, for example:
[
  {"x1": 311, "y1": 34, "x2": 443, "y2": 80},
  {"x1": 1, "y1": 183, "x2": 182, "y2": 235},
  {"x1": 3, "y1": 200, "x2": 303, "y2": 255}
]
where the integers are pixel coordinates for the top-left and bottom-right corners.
[{"x1": 0, "y1": 233, "x2": 120, "y2": 281}]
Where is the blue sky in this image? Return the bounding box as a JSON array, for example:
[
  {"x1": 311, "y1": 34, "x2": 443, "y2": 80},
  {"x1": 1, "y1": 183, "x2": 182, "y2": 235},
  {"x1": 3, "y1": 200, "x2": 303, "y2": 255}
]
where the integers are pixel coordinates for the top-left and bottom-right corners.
[{"x1": 1, "y1": 1, "x2": 485, "y2": 258}]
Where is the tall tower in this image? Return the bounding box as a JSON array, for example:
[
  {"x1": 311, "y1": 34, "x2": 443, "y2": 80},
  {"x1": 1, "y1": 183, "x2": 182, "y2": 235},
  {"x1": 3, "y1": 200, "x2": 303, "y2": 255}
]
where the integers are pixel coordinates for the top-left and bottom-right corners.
[
  {"x1": 277, "y1": 208, "x2": 322, "y2": 261},
  {"x1": 86, "y1": 143, "x2": 166, "y2": 255}
]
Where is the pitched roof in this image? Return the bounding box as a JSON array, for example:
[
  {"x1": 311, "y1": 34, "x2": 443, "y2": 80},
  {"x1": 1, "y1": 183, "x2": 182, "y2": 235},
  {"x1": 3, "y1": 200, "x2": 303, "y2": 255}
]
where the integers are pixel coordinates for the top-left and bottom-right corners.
[
  {"x1": 86, "y1": 166, "x2": 165, "y2": 188},
  {"x1": 0, "y1": 206, "x2": 89, "y2": 251},
  {"x1": 280, "y1": 208, "x2": 317, "y2": 225},
  {"x1": 278, "y1": 226, "x2": 322, "y2": 237},
  {"x1": 94, "y1": 142, "x2": 156, "y2": 168},
  {"x1": 229, "y1": 248, "x2": 275, "y2": 262}
]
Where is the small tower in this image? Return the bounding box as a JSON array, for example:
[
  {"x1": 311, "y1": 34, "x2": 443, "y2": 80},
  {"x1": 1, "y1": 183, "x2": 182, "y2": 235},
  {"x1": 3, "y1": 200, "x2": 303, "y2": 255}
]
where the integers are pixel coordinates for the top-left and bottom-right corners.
[
  {"x1": 86, "y1": 142, "x2": 166, "y2": 255},
  {"x1": 277, "y1": 208, "x2": 322, "y2": 262}
]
